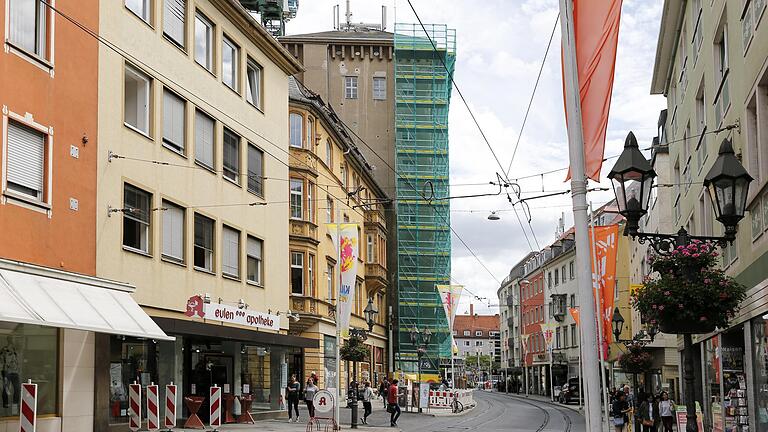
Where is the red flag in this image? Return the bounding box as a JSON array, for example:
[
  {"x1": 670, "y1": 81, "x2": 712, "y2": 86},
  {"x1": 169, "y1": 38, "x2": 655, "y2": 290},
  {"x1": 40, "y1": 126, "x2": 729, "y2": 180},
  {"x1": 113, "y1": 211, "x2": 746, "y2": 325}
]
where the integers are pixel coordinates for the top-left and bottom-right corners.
[{"x1": 564, "y1": 0, "x2": 623, "y2": 181}]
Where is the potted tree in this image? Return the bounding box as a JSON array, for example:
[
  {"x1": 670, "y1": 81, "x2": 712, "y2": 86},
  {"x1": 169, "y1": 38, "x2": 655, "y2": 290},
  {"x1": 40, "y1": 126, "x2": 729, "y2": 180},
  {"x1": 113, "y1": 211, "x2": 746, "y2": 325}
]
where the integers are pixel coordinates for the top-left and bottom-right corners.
[{"x1": 631, "y1": 240, "x2": 746, "y2": 334}]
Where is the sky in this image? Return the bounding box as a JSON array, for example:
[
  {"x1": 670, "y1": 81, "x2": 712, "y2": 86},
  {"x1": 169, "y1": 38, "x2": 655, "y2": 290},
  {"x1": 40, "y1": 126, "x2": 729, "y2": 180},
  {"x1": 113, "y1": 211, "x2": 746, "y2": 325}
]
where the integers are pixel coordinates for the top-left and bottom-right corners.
[{"x1": 285, "y1": 0, "x2": 666, "y2": 315}]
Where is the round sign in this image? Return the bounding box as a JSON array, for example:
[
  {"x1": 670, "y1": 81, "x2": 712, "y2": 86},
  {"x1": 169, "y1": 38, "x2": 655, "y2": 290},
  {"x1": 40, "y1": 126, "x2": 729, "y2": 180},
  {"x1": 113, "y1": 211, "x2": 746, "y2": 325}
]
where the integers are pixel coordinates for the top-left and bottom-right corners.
[{"x1": 313, "y1": 390, "x2": 335, "y2": 413}]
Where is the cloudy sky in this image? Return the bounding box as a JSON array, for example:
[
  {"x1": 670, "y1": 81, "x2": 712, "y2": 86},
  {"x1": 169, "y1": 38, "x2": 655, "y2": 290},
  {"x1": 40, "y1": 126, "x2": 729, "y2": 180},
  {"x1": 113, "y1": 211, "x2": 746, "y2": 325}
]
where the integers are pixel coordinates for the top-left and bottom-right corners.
[{"x1": 286, "y1": 0, "x2": 665, "y2": 315}]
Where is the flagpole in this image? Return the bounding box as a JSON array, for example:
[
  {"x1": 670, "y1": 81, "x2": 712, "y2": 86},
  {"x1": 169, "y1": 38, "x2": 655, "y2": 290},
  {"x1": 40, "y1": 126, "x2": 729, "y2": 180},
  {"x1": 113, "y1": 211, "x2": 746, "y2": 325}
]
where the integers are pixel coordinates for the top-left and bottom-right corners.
[
  {"x1": 559, "y1": 0, "x2": 602, "y2": 430},
  {"x1": 589, "y1": 202, "x2": 611, "y2": 431},
  {"x1": 335, "y1": 208, "x2": 341, "y2": 430}
]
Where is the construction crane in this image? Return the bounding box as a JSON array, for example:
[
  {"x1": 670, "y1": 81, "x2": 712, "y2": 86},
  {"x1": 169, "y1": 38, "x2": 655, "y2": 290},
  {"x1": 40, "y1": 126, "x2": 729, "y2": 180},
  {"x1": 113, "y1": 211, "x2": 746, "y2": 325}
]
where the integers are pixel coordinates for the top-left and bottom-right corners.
[{"x1": 239, "y1": 0, "x2": 299, "y2": 37}]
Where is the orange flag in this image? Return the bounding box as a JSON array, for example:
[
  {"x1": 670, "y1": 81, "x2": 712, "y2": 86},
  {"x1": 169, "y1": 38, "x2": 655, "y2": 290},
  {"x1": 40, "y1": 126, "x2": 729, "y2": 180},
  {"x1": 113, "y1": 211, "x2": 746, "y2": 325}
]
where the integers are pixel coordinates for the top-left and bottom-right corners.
[
  {"x1": 564, "y1": 0, "x2": 623, "y2": 181},
  {"x1": 569, "y1": 307, "x2": 580, "y2": 325},
  {"x1": 589, "y1": 224, "x2": 619, "y2": 346}
]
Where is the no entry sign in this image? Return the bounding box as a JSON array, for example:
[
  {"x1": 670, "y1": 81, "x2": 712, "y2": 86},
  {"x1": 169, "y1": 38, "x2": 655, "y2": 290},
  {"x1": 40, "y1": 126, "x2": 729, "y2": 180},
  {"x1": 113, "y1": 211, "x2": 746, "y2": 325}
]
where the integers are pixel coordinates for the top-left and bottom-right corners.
[{"x1": 313, "y1": 390, "x2": 335, "y2": 414}]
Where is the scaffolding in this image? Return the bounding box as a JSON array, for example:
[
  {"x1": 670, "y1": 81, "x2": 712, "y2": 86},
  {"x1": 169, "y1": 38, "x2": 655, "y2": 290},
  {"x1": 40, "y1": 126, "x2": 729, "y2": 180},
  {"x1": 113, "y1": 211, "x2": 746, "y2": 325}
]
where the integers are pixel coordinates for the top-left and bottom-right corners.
[{"x1": 394, "y1": 23, "x2": 456, "y2": 379}]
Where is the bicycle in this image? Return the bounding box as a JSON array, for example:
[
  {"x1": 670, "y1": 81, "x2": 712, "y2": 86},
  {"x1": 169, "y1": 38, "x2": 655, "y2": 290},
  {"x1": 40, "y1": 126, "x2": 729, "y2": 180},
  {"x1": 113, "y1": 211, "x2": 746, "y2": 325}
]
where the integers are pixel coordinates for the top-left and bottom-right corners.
[{"x1": 451, "y1": 394, "x2": 464, "y2": 413}]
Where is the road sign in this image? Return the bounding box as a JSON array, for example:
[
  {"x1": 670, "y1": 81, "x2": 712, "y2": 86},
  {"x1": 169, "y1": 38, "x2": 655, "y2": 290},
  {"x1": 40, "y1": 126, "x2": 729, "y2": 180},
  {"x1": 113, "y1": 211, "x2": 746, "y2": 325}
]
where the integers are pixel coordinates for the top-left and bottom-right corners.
[
  {"x1": 146, "y1": 384, "x2": 159, "y2": 431},
  {"x1": 19, "y1": 381, "x2": 37, "y2": 432},
  {"x1": 128, "y1": 383, "x2": 141, "y2": 431},
  {"x1": 165, "y1": 383, "x2": 177, "y2": 428},
  {"x1": 210, "y1": 385, "x2": 222, "y2": 428},
  {"x1": 313, "y1": 390, "x2": 335, "y2": 413}
]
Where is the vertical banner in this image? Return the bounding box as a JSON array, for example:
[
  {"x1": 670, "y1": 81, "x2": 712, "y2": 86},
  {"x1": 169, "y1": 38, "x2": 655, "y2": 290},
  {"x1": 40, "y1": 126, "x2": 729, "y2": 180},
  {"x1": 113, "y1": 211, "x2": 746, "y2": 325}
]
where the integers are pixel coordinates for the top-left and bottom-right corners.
[
  {"x1": 589, "y1": 224, "x2": 619, "y2": 347},
  {"x1": 569, "y1": 307, "x2": 580, "y2": 325},
  {"x1": 520, "y1": 334, "x2": 530, "y2": 357},
  {"x1": 540, "y1": 323, "x2": 558, "y2": 351},
  {"x1": 564, "y1": 0, "x2": 623, "y2": 181},
  {"x1": 436, "y1": 285, "x2": 463, "y2": 329},
  {"x1": 327, "y1": 223, "x2": 359, "y2": 337}
]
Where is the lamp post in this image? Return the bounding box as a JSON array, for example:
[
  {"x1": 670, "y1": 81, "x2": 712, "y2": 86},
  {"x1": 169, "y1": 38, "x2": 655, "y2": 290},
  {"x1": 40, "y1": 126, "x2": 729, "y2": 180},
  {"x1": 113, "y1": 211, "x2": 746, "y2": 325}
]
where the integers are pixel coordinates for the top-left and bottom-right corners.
[
  {"x1": 347, "y1": 299, "x2": 378, "y2": 429},
  {"x1": 409, "y1": 327, "x2": 432, "y2": 412},
  {"x1": 608, "y1": 132, "x2": 753, "y2": 432}
]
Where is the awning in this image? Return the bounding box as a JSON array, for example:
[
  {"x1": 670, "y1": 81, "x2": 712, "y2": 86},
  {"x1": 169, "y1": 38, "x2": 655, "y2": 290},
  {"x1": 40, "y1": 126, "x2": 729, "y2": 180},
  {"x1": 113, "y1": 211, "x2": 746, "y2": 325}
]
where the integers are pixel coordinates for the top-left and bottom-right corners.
[{"x1": 0, "y1": 260, "x2": 172, "y2": 341}]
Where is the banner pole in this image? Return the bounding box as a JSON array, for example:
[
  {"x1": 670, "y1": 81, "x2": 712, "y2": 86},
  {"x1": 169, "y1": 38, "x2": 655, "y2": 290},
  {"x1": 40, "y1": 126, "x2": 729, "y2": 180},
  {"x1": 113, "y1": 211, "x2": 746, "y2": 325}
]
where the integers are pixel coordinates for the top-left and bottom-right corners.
[
  {"x1": 589, "y1": 202, "x2": 610, "y2": 431},
  {"x1": 335, "y1": 208, "x2": 341, "y2": 430}
]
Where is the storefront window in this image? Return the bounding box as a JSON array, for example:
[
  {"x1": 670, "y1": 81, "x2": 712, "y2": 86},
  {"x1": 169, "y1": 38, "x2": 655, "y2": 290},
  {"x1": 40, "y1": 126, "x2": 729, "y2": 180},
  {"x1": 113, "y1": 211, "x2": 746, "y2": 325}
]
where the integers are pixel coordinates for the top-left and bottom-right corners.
[
  {"x1": 109, "y1": 336, "x2": 159, "y2": 424},
  {"x1": 0, "y1": 324, "x2": 57, "y2": 418},
  {"x1": 721, "y1": 326, "x2": 747, "y2": 432},
  {"x1": 753, "y1": 315, "x2": 768, "y2": 432},
  {"x1": 242, "y1": 345, "x2": 274, "y2": 411}
]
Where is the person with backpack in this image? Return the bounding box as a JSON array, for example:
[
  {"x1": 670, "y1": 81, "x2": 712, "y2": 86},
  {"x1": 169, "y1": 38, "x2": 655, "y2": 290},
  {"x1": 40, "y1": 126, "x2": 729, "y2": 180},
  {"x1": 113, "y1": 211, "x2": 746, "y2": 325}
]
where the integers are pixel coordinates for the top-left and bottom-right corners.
[
  {"x1": 387, "y1": 379, "x2": 401, "y2": 427},
  {"x1": 361, "y1": 381, "x2": 373, "y2": 424}
]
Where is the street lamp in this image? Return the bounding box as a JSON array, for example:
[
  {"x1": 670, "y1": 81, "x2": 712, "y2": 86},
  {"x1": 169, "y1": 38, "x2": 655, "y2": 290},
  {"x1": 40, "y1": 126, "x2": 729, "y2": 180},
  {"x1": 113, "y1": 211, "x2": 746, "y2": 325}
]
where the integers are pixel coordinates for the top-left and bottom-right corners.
[
  {"x1": 347, "y1": 298, "x2": 378, "y2": 429},
  {"x1": 364, "y1": 297, "x2": 378, "y2": 332},
  {"x1": 608, "y1": 132, "x2": 753, "y2": 432},
  {"x1": 611, "y1": 307, "x2": 625, "y2": 342}
]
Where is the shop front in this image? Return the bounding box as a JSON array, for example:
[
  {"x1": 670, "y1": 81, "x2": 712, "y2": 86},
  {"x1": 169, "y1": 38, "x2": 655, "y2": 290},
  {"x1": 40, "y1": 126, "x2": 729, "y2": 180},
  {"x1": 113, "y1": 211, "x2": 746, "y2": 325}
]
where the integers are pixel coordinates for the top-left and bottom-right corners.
[
  {"x1": 0, "y1": 260, "x2": 171, "y2": 432},
  {"x1": 96, "y1": 299, "x2": 317, "y2": 431}
]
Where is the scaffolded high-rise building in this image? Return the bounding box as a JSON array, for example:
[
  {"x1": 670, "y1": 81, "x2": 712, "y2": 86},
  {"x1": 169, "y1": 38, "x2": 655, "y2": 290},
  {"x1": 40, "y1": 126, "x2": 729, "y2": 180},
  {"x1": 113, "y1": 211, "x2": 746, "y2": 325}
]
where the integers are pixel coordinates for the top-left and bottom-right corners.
[{"x1": 393, "y1": 23, "x2": 456, "y2": 379}]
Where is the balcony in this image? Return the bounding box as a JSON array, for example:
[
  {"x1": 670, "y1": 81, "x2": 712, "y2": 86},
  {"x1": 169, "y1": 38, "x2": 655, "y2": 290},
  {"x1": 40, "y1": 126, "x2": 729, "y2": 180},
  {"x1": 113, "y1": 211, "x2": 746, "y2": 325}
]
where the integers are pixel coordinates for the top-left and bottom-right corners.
[
  {"x1": 288, "y1": 147, "x2": 319, "y2": 175},
  {"x1": 364, "y1": 209, "x2": 387, "y2": 230},
  {"x1": 288, "y1": 295, "x2": 334, "y2": 335},
  {"x1": 289, "y1": 219, "x2": 319, "y2": 245},
  {"x1": 365, "y1": 262, "x2": 388, "y2": 291},
  {"x1": 506, "y1": 294, "x2": 515, "y2": 306}
]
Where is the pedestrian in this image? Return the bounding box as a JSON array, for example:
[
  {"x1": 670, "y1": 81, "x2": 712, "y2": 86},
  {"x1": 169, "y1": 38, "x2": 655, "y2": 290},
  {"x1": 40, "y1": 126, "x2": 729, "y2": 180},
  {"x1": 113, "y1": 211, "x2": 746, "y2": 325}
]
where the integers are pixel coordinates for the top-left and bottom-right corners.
[
  {"x1": 638, "y1": 393, "x2": 659, "y2": 432},
  {"x1": 310, "y1": 371, "x2": 319, "y2": 387},
  {"x1": 304, "y1": 378, "x2": 319, "y2": 419},
  {"x1": 612, "y1": 392, "x2": 631, "y2": 432},
  {"x1": 658, "y1": 391, "x2": 675, "y2": 432},
  {"x1": 379, "y1": 378, "x2": 389, "y2": 404},
  {"x1": 362, "y1": 381, "x2": 373, "y2": 424},
  {"x1": 387, "y1": 379, "x2": 401, "y2": 427},
  {"x1": 286, "y1": 375, "x2": 300, "y2": 423}
]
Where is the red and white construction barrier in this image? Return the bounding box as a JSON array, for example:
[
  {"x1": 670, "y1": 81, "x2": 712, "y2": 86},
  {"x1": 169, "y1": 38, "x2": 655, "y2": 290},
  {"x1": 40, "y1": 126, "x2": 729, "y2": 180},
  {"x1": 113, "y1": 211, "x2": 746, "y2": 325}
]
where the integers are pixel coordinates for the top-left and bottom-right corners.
[
  {"x1": 19, "y1": 380, "x2": 37, "y2": 432},
  {"x1": 147, "y1": 383, "x2": 159, "y2": 431},
  {"x1": 428, "y1": 389, "x2": 475, "y2": 409},
  {"x1": 129, "y1": 382, "x2": 142, "y2": 432},
  {"x1": 165, "y1": 383, "x2": 177, "y2": 429},
  {"x1": 209, "y1": 385, "x2": 222, "y2": 429}
]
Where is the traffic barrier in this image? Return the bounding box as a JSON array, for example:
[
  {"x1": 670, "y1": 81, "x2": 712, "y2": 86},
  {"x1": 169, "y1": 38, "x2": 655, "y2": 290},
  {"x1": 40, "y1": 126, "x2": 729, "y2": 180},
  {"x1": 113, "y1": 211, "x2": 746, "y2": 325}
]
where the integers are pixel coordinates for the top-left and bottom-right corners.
[
  {"x1": 129, "y1": 382, "x2": 141, "y2": 432},
  {"x1": 19, "y1": 380, "x2": 36, "y2": 432},
  {"x1": 428, "y1": 389, "x2": 475, "y2": 409},
  {"x1": 165, "y1": 383, "x2": 177, "y2": 429},
  {"x1": 209, "y1": 385, "x2": 222, "y2": 429},
  {"x1": 147, "y1": 383, "x2": 159, "y2": 431}
]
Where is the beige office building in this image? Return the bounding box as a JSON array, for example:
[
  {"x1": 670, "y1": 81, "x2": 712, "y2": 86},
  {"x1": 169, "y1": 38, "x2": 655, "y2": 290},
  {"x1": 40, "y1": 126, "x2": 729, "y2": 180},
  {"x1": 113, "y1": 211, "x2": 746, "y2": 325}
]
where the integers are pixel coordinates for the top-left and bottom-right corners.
[{"x1": 95, "y1": 1, "x2": 307, "y2": 429}]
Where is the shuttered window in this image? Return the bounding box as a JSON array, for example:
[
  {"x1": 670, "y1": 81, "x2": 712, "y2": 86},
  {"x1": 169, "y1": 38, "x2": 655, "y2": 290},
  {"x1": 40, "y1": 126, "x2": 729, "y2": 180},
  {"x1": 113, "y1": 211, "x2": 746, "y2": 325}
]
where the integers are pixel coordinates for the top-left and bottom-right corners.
[
  {"x1": 163, "y1": 90, "x2": 186, "y2": 153},
  {"x1": 247, "y1": 236, "x2": 263, "y2": 284},
  {"x1": 194, "y1": 110, "x2": 214, "y2": 169},
  {"x1": 162, "y1": 201, "x2": 184, "y2": 262},
  {"x1": 163, "y1": 0, "x2": 186, "y2": 48},
  {"x1": 6, "y1": 121, "x2": 45, "y2": 200},
  {"x1": 223, "y1": 128, "x2": 240, "y2": 184},
  {"x1": 247, "y1": 144, "x2": 264, "y2": 196},
  {"x1": 222, "y1": 226, "x2": 240, "y2": 277},
  {"x1": 9, "y1": 0, "x2": 47, "y2": 57}
]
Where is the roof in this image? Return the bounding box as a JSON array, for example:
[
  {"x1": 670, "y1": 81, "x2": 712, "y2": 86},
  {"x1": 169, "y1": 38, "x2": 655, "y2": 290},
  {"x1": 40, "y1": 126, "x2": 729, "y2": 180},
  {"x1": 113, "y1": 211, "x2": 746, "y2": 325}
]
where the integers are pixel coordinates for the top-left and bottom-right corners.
[
  {"x1": 650, "y1": 0, "x2": 684, "y2": 94},
  {"x1": 280, "y1": 29, "x2": 394, "y2": 44},
  {"x1": 288, "y1": 77, "x2": 389, "y2": 200},
  {"x1": 453, "y1": 314, "x2": 500, "y2": 335}
]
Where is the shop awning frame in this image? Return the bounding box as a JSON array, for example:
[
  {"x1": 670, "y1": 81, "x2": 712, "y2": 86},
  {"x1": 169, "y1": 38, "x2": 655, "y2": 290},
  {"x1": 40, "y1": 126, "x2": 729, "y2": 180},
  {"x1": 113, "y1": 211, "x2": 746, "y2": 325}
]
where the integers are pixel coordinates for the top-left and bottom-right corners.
[
  {"x1": 153, "y1": 317, "x2": 319, "y2": 348},
  {"x1": 0, "y1": 259, "x2": 173, "y2": 341}
]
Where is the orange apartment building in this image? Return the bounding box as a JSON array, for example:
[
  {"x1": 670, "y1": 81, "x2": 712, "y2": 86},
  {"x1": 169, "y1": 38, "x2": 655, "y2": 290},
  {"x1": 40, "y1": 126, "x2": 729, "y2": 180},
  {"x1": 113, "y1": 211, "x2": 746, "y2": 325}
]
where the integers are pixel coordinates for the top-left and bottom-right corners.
[{"x1": 0, "y1": 2, "x2": 168, "y2": 431}]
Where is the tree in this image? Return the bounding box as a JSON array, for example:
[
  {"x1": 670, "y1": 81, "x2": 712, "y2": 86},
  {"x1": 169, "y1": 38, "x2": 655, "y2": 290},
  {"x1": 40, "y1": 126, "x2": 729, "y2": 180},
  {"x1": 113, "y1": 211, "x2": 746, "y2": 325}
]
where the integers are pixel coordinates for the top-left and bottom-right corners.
[{"x1": 464, "y1": 354, "x2": 491, "y2": 368}]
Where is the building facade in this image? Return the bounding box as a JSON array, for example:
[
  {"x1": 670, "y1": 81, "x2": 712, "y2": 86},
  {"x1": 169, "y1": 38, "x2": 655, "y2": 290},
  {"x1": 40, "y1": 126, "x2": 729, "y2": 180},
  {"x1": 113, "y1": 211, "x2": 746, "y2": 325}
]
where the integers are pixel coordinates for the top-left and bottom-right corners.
[
  {"x1": 453, "y1": 304, "x2": 500, "y2": 384},
  {"x1": 497, "y1": 253, "x2": 535, "y2": 390},
  {"x1": 650, "y1": 0, "x2": 768, "y2": 430},
  {"x1": 286, "y1": 77, "x2": 389, "y2": 389},
  {"x1": 94, "y1": 1, "x2": 309, "y2": 429}
]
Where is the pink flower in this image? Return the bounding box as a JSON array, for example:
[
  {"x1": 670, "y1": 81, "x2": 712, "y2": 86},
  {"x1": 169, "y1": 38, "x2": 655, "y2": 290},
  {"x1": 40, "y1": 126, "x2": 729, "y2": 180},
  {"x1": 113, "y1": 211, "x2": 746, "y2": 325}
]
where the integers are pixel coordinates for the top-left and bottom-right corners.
[
  {"x1": 692, "y1": 253, "x2": 700, "y2": 258},
  {"x1": 664, "y1": 291, "x2": 671, "y2": 296},
  {"x1": 658, "y1": 305, "x2": 665, "y2": 311},
  {"x1": 704, "y1": 278, "x2": 711, "y2": 284},
  {"x1": 677, "y1": 246, "x2": 685, "y2": 250},
  {"x1": 700, "y1": 316, "x2": 708, "y2": 321},
  {"x1": 652, "y1": 304, "x2": 657, "y2": 309},
  {"x1": 719, "y1": 281, "x2": 726, "y2": 286},
  {"x1": 712, "y1": 252, "x2": 719, "y2": 257},
  {"x1": 671, "y1": 250, "x2": 679, "y2": 255}
]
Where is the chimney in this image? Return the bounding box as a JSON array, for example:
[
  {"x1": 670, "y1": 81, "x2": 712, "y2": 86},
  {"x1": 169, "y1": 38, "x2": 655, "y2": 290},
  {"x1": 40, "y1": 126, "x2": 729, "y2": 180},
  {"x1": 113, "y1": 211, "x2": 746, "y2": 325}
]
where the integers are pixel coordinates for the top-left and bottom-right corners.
[{"x1": 469, "y1": 303, "x2": 474, "y2": 316}]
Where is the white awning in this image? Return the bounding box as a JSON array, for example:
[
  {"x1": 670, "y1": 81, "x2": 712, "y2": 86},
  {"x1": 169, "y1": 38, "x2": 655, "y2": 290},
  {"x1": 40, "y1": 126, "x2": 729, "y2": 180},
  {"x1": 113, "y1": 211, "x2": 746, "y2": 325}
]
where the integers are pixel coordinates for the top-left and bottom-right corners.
[{"x1": 0, "y1": 261, "x2": 172, "y2": 341}]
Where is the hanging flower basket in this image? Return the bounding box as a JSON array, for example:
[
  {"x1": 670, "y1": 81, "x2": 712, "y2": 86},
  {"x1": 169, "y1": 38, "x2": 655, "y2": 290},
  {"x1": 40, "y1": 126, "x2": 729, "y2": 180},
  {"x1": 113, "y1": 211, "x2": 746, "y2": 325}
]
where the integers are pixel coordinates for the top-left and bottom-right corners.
[
  {"x1": 617, "y1": 340, "x2": 653, "y2": 374},
  {"x1": 631, "y1": 240, "x2": 746, "y2": 334},
  {"x1": 340, "y1": 335, "x2": 370, "y2": 362}
]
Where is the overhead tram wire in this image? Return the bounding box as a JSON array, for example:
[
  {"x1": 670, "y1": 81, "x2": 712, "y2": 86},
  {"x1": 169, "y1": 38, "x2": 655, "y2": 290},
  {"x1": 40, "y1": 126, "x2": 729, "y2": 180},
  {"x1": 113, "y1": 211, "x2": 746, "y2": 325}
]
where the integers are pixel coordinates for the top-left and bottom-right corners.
[{"x1": 36, "y1": 0, "x2": 376, "y2": 225}]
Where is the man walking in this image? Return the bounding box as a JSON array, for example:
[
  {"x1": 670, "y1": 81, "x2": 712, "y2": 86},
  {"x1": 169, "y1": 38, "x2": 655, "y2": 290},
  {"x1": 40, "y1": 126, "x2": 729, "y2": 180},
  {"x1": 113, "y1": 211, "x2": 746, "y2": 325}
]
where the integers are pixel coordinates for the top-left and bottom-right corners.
[{"x1": 387, "y1": 379, "x2": 401, "y2": 427}]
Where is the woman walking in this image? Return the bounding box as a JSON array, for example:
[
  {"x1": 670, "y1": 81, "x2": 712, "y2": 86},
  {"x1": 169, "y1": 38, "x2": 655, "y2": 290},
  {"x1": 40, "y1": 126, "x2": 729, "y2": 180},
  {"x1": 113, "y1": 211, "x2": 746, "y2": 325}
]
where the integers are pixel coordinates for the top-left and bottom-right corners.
[
  {"x1": 658, "y1": 392, "x2": 676, "y2": 432},
  {"x1": 638, "y1": 393, "x2": 659, "y2": 432},
  {"x1": 286, "y1": 375, "x2": 301, "y2": 423},
  {"x1": 612, "y1": 392, "x2": 631, "y2": 432},
  {"x1": 304, "y1": 378, "x2": 319, "y2": 419},
  {"x1": 362, "y1": 381, "x2": 373, "y2": 424}
]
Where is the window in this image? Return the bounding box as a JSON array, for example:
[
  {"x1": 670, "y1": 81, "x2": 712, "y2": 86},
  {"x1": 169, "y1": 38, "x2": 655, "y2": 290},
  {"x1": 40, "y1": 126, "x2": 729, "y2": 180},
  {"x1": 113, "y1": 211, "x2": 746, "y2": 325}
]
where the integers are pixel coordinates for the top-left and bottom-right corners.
[
  {"x1": 570, "y1": 294, "x2": 576, "y2": 308},
  {"x1": 373, "y1": 77, "x2": 386, "y2": 100},
  {"x1": 325, "y1": 139, "x2": 333, "y2": 167},
  {"x1": 554, "y1": 269, "x2": 559, "y2": 286},
  {"x1": 123, "y1": 184, "x2": 151, "y2": 253},
  {"x1": 556, "y1": 328, "x2": 561, "y2": 349},
  {"x1": 463, "y1": 330, "x2": 470, "y2": 336},
  {"x1": 6, "y1": 120, "x2": 45, "y2": 201},
  {"x1": 475, "y1": 331, "x2": 482, "y2": 337},
  {"x1": 161, "y1": 201, "x2": 184, "y2": 262},
  {"x1": 307, "y1": 182, "x2": 314, "y2": 222},
  {"x1": 695, "y1": 86, "x2": 707, "y2": 173},
  {"x1": 327, "y1": 262, "x2": 335, "y2": 300},
  {"x1": 162, "y1": 89, "x2": 186, "y2": 153},
  {"x1": 246, "y1": 236, "x2": 263, "y2": 284},
  {"x1": 246, "y1": 59, "x2": 262, "y2": 108},
  {"x1": 326, "y1": 196, "x2": 334, "y2": 223},
  {"x1": 222, "y1": 36, "x2": 239, "y2": 90},
  {"x1": 476, "y1": 341, "x2": 483, "y2": 347},
  {"x1": 344, "y1": 76, "x2": 358, "y2": 99},
  {"x1": 366, "y1": 234, "x2": 375, "y2": 263},
  {"x1": 194, "y1": 12, "x2": 213, "y2": 71},
  {"x1": 571, "y1": 324, "x2": 577, "y2": 347},
  {"x1": 291, "y1": 252, "x2": 304, "y2": 294},
  {"x1": 290, "y1": 179, "x2": 303, "y2": 219},
  {"x1": 563, "y1": 326, "x2": 569, "y2": 347},
  {"x1": 9, "y1": 0, "x2": 47, "y2": 58},
  {"x1": 126, "y1": 0, "x2": 151, "y2": 23},
  {"x1": 194, "y1": 110, "x2": 215, "y2": 169},
  {"x1": 308, "y1": 254, "x2": 315, "y2": 296},
  {"x1": 289, "y1": 113, "x2": 303, "y2": 148},
  {"x1": 692, "y1": 0, "x2": 703, "y2": 61},
  {"x1": 247, "y1": 144, "x2": 264, "y2": 196},
  {"x1": 307, "y1": 117, "x2": 315, "y2": 148},
  {"x1": 222, "y1": 226, "x2": 240, "y2": 278},
  {"x1": 464, "y1": 340, "x2": 470, "y2": 347},
  {"x1": 341, "y1": 165, "x2": 348, "y2": 191},
  {"x1": 163, "y1": 0, "x2": 186, "y2": 48},
  {"x1": 124, "y1": 66, "x2": 151, "y2": 135},
  {"x1": 194, "y1": 213, "x2": 214, "y2": 271},
  {"x1": 223, "y1": 128, "x2": 240, "y2": 184}
]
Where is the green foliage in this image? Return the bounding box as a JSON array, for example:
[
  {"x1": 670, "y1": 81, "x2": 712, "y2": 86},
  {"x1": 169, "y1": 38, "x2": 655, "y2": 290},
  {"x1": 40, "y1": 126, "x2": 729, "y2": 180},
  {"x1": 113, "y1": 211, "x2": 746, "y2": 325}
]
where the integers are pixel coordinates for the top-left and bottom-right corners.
[
  {"x1": 340, "y1": 335, "x2": 370, "y2": 362},
  {"x1": 464, "y1": 354, "x2": 491, "y2": 368},
  {"x1": 631, "y1": 240, "x2": 747, "y2": 331},
  {"x1": 617, "y1": 340, "x2": 652, "y2": 374}
]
